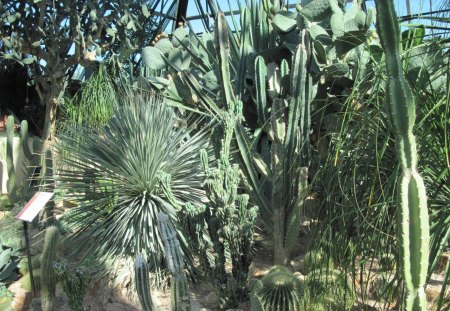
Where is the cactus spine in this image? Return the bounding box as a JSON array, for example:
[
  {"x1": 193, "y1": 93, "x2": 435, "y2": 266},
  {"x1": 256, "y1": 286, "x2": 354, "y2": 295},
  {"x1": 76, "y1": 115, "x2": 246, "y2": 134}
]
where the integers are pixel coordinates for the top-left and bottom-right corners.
[
  {"x1": 134, "y1": 255, "x2": 156, "y2": 311},
  {"x1": 252, "y1": 266, "x2": 304, "y2": 311},
  {"x1": 376, "y1": 1, "x2": 430, "y2": 310},
  {"x1": 41, "y1": 226, "x2": 60, "y2": 311},
  {"x1": 158, "y1": 212, "x2": 190, "y2": 311}
]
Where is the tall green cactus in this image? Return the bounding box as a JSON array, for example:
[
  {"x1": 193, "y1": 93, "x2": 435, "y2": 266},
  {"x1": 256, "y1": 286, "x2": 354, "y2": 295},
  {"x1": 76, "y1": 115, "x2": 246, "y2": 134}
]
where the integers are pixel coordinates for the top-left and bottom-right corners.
[
  {"x1": 134, "y1": 255, "x2": 156, "y2": 311},
  {"x1": 375, "y1": 1, "x2": 430, "y2": 310},
  {"x1": 6, "y1": 116, "x2": 16, "y2": 199},
  {"x1": 5, "y1": 117, "x2": 36, "y2": 201},
  {"x1": 157, "y1": 212, "x2": 190, "y2": 311},
  {"x1": 41, "y1": 226, "x2": 60, "y2": 311}
]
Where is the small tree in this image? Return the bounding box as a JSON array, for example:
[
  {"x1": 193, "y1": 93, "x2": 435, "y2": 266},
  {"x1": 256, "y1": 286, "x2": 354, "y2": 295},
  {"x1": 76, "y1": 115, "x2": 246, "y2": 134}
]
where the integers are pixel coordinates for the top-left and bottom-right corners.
[{"x1": 0, "y1": 0, "x2": 155, "y2": 219}]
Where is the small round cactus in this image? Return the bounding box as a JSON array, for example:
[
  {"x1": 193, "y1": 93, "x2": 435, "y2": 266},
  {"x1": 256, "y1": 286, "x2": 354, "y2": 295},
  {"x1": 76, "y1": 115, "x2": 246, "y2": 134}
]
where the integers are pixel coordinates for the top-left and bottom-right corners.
[{"x1": 253, "y1": 266, "x2": 304, "y2": 311}]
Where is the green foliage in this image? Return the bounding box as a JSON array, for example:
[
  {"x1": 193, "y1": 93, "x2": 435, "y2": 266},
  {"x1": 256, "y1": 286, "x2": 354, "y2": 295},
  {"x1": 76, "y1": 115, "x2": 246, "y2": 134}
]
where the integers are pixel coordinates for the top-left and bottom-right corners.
[
  {"x1": 134, "y1": 255, "x2": 156, "y2": 311},
  {"x1": 0, "y1": 283, "x2": 13, "y2": 311},
  {"x1": 0, "y1": 242, "x2": 21, "y2": 283},
  {"x1": 61, "y1": 65, "x2": 118, "y2": 129},
  {"x1": 251, "y1": 266, "x2": 304, "y2": 311},
  {"x1": 306, "y1": 269, "x2": 355, "y2": 310},
  {"x1": 299, "y1": 250, "x2": 334, "y2": 275},
  {"x1": 56, "y1": 94, "x2": 209, "y2": 268},
  {"x1": 41, "y1": 226, "x2": 60, "y2": 311},
  {"x1": 53, "y1": 261, "x2": 90, "y2": 311},
  {"x1": 376, "y1": 1, "x2": 430, "y2": 309}
]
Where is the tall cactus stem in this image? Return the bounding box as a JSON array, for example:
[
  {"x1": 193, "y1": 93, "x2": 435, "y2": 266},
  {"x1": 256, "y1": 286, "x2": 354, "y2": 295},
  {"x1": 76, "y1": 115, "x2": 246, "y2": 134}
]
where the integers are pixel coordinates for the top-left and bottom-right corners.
[
  {"x1": 134, "y1": 255, "x2": 156, "y2": 311},
  {"x1": 41, "y1": 226, "x2": 60, "y2": 311},
  {"x1": 376, "y1": 1, "x2": 430, "y2": 310},
  {"x1": 158, "y1": 212, "x2": 191, "y2": 311},
  {"x1": 6, "y1": 116, "x2": 16, "y2": 197}
]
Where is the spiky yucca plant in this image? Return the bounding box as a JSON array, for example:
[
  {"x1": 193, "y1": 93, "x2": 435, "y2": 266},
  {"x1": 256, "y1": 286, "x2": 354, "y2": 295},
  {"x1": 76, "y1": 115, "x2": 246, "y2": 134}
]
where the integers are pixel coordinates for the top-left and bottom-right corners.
[{"x1": 55, "y1": 94, "x2": 210, "y2": 265}]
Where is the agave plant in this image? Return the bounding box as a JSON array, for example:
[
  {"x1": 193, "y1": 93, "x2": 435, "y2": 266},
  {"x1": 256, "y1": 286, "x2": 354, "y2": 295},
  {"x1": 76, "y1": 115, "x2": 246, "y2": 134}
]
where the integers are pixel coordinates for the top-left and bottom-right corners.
[{"x1": 55, "y1": 93, "x2": 210, "y2": 265}]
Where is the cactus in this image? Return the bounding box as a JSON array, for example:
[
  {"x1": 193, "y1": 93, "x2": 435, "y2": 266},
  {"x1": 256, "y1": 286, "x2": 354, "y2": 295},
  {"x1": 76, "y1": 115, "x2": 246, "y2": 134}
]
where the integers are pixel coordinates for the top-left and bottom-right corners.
[
  {"x1": 375, "y1": 1, "x2": 430, "y2": 310},
  {"x1": 157, "y1": 212, "x2": 190, "y2": 311},
  {"x1": 20, "y1": 255, "x2": 42, "y2": 292},
  {"x1": 252, "y1": 266, "x2": 304, "y2": 311},
  {"x1": 134, "y1": 255, "x2": 156, "y2": 311},
  {"x1": 53, "y1": 261, "x2": 90, "y2": 311},
  {"x1": 40, "y1": 226, "x2": 60, "y2": 311},
  {"x1": 4, "y1": 116, "x2": 37, "y2": 202},
  {"x1": 6, "y1": 116, "x2": 16, "y2": 199}
]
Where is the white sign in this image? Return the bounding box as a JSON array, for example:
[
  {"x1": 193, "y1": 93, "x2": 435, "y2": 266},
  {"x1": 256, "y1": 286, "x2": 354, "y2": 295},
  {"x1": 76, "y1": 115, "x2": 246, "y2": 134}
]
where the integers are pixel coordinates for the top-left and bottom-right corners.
[{"x1": 16, "y1": 192, "x2": 54, "y2": 222}]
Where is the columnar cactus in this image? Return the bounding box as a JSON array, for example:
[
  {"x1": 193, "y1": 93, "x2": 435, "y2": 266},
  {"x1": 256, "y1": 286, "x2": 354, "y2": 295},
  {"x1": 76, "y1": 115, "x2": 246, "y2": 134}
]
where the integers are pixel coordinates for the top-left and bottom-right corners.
[
  {"x1": 157, "y1": 212, "x2": 190, "y2": 311},
  {"x1": 375, "y1": 1, "x2": 430, "y2": 310},
  {"x1": 251, "y1": 266, "x2": 304, "y2": 311},
  {"x1": 6, "y1": 116, "x2": 16, "y2": 198},
  {"x1": 41, "y1": 226, "x2": 60, "y2": 311},
  {"x1": 5, "y1": 116, "x2": 37, "y2": 201},
  {"x1": 134, "y1": 255, "x2": 155, "y2": 311}
]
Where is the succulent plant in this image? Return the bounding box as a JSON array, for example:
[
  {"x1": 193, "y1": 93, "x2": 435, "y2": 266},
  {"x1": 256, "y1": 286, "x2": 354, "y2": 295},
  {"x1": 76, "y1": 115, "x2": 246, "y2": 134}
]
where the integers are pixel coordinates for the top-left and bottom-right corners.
[
  {"x1": 158, "y1": 212, "x2": 190, "y2": 311},
  {"x1": 56, "y1": 94, "x2": 209, "y2": 268},
  {"x1": 375, "y1": 1, "x2": 430, "y2": 310},
  {"x1": 40, "y1": 226, "x2": 60, "y2": 311},
  {"x1": 54, "y1": 261, "x2": 90, "y2": 311},
  {"x1": 252, "y1": 266, "x2": 304, "y2": 311},
  {"x1": 134, "y1": 255, "x2": 155, "y2": 311}
]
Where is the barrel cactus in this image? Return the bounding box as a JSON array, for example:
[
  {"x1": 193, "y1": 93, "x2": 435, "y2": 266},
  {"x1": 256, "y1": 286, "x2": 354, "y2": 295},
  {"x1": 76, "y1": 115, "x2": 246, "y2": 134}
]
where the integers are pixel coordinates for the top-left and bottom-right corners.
[{"x1": 252, "y1": 266, "x2": 304, "y2": 311}]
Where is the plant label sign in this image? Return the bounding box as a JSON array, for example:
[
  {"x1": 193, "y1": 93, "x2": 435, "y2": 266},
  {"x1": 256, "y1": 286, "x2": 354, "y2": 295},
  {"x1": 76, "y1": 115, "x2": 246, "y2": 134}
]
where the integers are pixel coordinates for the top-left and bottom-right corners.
[{"x1": 16, "y1": 192, "x2": 54, "y2": 222}]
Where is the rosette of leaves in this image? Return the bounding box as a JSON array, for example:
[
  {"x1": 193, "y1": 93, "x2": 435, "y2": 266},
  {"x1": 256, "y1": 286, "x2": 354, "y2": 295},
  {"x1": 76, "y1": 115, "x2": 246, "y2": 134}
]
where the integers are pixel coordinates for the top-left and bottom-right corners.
[{"x1": 55, "y1": 93, "x2": 210, "y2": 267}]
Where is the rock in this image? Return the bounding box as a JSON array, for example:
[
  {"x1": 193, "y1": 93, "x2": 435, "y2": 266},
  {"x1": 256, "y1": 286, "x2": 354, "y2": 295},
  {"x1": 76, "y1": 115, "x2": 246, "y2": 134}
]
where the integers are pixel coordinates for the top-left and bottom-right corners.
[
  {"x1": 12, "y1": 291, "x2": 30, "y2": 311},
  {"x1": 294, "y1": 272, "x2": 306, "y2": 282}
]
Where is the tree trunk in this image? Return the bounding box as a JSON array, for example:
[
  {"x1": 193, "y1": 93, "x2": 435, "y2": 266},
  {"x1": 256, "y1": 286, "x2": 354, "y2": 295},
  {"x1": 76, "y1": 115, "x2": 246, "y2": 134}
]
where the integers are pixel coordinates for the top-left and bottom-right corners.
[
  {"x1": 36, "y1": 77, "x2": 65, "y2": 224},
  {"x1": 273, "y1": 208, "x2": 287, "y2": 265}
]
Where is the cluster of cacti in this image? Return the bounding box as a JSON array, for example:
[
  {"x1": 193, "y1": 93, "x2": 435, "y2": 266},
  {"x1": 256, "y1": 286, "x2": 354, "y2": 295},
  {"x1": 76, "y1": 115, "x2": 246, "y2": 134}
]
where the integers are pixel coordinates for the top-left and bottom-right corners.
[
  {"x1": 40, "y1": 226, "x2": 60, "y2": 311},
  {"x1": 375, "y1": 1, "x2": 430, "y2": 310},
  {"x1": 134, "y1": 255, "x2": 156, "y2": 311},
  {"x1": 53, "y1": 261, "x2": 90, "y2": 311},
  {"x1": 157, "y1": 212, "x2": 190, "y2": 311},
  {"x1": 171, "y1": 13, "x2": 260, "y2": 310},
  {"x1": 251, "y1": 266, "x2": 304, "y2": 311},
  {"x1": 5, "y1": 116, "x2": 39, "y2": 202}
]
